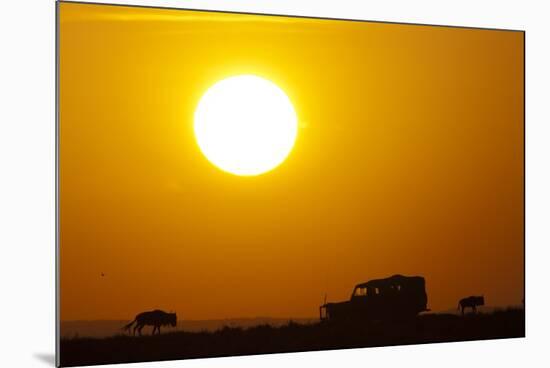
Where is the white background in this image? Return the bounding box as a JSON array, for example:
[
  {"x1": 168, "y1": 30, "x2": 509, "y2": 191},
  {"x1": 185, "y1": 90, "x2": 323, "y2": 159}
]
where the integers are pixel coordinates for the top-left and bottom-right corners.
[{"x1": 0, "y1": 0, "x2": 548, "y2": 367}]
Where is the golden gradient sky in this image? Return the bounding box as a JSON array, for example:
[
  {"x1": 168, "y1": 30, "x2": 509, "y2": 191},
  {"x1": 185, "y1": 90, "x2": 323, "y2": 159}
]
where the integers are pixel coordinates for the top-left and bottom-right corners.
[{"x1": 59, "y1": 2, "x2": 524, "y2": 321}]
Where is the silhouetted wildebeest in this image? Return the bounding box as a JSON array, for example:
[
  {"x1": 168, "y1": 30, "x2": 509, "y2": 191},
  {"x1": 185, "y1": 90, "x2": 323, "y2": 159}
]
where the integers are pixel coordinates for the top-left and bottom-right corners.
[
  {"x1": 123, "y1": 310, "x2": 177, "y2": 336},
  {"x1": 458, "y1": 296, "x2": 484, "y2": 315}
]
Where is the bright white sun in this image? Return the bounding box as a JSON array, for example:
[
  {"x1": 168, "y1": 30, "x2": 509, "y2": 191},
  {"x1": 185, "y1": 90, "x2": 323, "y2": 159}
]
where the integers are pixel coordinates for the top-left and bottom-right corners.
[{"x1": 194, "y1": 75, "x2": 298, "y2": 176}]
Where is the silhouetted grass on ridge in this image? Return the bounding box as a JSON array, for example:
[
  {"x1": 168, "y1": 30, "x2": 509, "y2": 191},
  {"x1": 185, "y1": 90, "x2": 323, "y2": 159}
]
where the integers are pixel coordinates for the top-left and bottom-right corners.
[{"x1": 60, "y1": 308, "x2": 524, "y2": 367}]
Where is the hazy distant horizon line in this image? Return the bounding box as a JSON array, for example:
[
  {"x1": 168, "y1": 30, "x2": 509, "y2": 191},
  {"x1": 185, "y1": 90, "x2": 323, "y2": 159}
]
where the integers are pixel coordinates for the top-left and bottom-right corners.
[
  {"x1": 61, "y1": 316, "x2": 320, "y2": 322},
  {"x1": 61, "y1": 304, "x2": 524, "y2": 322}
]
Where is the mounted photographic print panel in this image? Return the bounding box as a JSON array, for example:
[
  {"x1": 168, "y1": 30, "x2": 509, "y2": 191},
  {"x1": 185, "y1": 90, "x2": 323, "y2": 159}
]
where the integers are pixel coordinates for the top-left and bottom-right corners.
[{"x1": 56, "y1": 1, "x2": 525, "y2": 366}]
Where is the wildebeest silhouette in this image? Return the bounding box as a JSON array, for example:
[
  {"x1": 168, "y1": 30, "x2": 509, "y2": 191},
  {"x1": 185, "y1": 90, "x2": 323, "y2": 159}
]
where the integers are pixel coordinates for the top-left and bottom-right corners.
[
  {"x1": 123, "y1": 310, "x2": 177, "y2": 336},
  {"x1": 458, "y1": 296, "x2": 485, "y2": 315}
]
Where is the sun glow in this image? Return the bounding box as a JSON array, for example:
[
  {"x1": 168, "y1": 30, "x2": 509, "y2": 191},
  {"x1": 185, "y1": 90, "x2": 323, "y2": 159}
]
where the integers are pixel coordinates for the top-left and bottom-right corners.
[{"x1": 194, "y1": 75, "x2": 298, "y2": 176}]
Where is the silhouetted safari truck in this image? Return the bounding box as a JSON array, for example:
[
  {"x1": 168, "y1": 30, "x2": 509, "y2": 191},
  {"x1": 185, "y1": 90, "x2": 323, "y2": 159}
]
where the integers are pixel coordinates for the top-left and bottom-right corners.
[{"x1": 320, "y1": 274, "x2": 429, "y2": 322}]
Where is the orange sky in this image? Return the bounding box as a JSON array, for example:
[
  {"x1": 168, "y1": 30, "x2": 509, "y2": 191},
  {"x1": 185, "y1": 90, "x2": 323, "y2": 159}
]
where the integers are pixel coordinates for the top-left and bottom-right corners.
[{"x1": 59, "y1": 2, "x2": 524, "y2": 321}]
